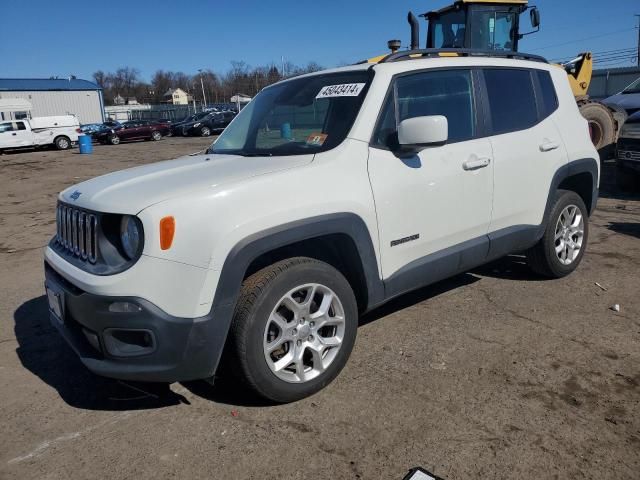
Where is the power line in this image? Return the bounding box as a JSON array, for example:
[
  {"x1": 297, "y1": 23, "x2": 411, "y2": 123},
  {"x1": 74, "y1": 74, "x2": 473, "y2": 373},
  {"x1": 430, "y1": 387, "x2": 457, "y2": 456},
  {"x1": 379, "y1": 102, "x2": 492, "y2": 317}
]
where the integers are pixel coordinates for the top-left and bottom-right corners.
[{"x1": 530, "y1": 27, "x2": 639, "y2": 52}]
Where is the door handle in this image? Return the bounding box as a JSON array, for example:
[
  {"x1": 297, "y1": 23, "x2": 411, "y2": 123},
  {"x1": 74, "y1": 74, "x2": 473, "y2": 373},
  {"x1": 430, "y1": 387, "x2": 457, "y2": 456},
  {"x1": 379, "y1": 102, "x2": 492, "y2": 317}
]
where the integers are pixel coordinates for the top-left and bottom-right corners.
[
  {"x1": 462, "y1": 157, "x2": 491, "y2": 171},
  {"x1": 11, "y1": 133, "x2": 17, "y2": 136},
  {"x1": 539, "y1": 141, "x2": 559, "y2": 152}
]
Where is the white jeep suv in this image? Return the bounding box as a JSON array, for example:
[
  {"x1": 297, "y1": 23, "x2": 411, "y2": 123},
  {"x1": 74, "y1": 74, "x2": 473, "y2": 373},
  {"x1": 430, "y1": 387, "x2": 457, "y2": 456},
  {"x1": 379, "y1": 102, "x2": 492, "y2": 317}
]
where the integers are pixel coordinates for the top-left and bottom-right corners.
[{"x1": 44, "y1": 50, "x2": 599, "y2": 402}]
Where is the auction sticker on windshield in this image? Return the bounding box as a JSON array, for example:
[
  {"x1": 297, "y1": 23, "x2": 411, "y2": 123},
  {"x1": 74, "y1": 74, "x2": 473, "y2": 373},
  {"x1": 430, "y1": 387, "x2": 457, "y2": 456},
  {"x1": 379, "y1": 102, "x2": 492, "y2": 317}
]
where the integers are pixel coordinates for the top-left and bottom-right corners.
[
  {"x1": 306, "y1": 133, "x2": 328, "y2": 146},
  {"x1": 316, "y1": 83, "x2": 366, "y2": 99}
]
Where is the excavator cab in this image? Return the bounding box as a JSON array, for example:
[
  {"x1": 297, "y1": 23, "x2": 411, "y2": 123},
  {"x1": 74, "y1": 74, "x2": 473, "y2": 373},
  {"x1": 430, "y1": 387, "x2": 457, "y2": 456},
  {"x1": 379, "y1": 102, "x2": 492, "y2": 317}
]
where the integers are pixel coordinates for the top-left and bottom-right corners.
[{"x1": 424, "y1": 0, "x2": 539, "y2": 52}]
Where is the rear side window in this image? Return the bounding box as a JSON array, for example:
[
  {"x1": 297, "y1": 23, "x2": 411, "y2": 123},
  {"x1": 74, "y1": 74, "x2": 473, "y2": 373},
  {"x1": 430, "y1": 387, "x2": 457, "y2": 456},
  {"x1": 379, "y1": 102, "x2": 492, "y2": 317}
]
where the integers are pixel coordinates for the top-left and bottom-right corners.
[
  {"x1": 483, "y1": 68, "x2": 538, "y2": 135},
  {"x1": 373, "y1": 69, "x2": 476, "y2": 148},
  {"x1": 16, "y1": 122, "x2": 26, "y2": 130},
  {"x1": 536, "y1": 70, "x2": 559, "y2": 119}
]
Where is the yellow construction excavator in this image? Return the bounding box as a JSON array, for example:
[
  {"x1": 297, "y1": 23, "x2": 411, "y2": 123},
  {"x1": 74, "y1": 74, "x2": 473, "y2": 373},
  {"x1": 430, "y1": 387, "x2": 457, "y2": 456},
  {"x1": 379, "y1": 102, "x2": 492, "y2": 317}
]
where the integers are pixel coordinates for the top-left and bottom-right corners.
[{"x1": 373, "y1": 0, "x2": 624, "y2": 154}]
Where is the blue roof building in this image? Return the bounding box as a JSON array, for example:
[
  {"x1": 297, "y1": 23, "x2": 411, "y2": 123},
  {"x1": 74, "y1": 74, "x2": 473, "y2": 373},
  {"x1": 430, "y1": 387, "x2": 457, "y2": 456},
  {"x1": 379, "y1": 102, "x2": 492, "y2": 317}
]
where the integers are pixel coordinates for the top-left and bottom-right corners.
[{"x1": 0, "y1": 78, "x2": 104, "y2": 123}]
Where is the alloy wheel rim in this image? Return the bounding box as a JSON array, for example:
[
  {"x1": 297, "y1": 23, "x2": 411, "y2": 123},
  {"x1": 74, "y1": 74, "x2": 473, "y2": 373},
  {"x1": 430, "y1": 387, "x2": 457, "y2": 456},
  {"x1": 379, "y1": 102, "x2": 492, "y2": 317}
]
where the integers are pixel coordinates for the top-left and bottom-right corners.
[
  {"x1": 202, "y1": 128, "x2": 210, "y2": 136},
  {"x1": 263, "y1": 283, "x2": 345, "y2": 383},
  {"x1": 554, "y1": 204, "x2": 584, "y2": 265},
  {"x1": 59, "y1": 139, "x2": 69, "y2": 148}
]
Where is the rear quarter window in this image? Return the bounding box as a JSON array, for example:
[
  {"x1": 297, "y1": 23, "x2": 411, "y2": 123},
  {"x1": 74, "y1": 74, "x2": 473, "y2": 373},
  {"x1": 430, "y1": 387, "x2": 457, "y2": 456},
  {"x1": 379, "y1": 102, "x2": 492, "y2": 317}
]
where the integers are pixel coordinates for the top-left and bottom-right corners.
[
  {"x1": 483, "y1": 68, "x2": 538, "y2": 135},
  {"x1": 535, "y1": 70, "x2": 559, "y2": 119}
]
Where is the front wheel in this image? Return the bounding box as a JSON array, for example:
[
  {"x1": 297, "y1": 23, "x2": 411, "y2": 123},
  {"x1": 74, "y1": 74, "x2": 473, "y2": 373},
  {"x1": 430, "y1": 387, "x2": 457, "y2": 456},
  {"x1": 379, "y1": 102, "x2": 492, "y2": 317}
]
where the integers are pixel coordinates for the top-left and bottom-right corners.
[
  {"x1": 150, "y1": 130, "x2": 162, "y2": 141},
  {"x1": 225, "y1": 257, "x2": 358, "y2": 403},
  {"x1": 108, "y1": 135, "x2": 121, "y2": 145},
  {"x1": 527, "y1": 190, "x2": 589, "y2": 278},
  {"x1": 200, "y1": 126, "x2": 211, "y2": 137},
  {"x1": 54, "y1": 136, "x2": 71, "y2": 150}
]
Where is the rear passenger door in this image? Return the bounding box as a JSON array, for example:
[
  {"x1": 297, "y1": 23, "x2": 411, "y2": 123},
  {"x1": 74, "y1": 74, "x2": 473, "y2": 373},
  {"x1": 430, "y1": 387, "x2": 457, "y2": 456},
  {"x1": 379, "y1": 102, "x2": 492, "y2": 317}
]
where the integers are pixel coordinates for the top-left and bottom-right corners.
[
  {"x1": 368, "y1": 68, "x2": 494, "y2": 283},
  {"x1": 483, "y1": 68, "x2": 567, "y2": 246}
]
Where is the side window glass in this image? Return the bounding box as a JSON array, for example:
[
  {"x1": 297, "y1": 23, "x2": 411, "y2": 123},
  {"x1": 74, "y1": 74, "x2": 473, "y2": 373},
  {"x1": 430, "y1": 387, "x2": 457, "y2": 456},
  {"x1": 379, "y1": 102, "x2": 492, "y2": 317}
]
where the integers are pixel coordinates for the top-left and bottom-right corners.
[
  {"x1": 16, "y1": 122, "x2": 26, "y2": 130},
  {"x1": 373, "y1": 69, "x2": 475, "y2": 147},
  {"x1": 536, "y1": 70, "x2": 559, "y2": 119},
  {"x1": 0, "y1": 123, "x2": 14, "y2": 133},
  {"x1": 484, "y1": 68, "x2": 538, "y2": 134}
]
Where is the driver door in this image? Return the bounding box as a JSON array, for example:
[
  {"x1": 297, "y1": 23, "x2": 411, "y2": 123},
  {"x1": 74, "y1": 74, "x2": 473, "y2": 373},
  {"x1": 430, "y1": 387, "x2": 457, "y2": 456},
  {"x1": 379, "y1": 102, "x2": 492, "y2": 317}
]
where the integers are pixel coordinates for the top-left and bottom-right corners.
[{"x1": 368, "y1": 69, "x2": 494, "y2": 290}]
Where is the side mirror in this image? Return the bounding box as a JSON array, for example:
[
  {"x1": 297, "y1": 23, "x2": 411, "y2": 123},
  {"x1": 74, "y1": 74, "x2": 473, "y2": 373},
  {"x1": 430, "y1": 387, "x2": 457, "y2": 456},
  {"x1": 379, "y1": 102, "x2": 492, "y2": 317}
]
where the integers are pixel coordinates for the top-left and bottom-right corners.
[
  {"x1": 398, "y1": 115, "x2": 448, "y2": 153},
  {"x1": 530, "y1": 7, "x2": 540, "y2": 29}
]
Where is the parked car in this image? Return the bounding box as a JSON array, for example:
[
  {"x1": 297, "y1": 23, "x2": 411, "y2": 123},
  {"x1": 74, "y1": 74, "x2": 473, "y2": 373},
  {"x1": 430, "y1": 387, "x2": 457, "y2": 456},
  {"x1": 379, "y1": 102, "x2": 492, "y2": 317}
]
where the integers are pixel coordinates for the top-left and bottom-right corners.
[
  {"x1": 93, "y1": 120, "x2": 170, "y2": 145},
  {"x1": 169, "y1": 112, "x2": 210, "y2": 133},
  {"x1": 0, "y1": 115, "x2": 80, "y2": 152},
  {"x1": 45, "y1": 51, "x2": 599, "y2": 403},
  {"x1": 603, "y1": 76, "x2": 640, "y2": 117},
  {"x1": 80, "y1": 123, "x2": 105, "y2": 135},
  {"x1": 174, "y1": 111, "x2": 236, "y2": 137},
  {"x1": 615, "y1": 112, "x2": 640, "y2": 190}
]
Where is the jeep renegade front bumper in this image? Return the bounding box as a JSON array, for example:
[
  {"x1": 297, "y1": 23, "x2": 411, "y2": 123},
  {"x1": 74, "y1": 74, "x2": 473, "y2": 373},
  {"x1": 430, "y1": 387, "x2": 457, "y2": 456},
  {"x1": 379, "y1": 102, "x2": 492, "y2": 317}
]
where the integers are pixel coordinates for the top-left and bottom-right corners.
[{"x1": 44, "y1": 261, "x2": 221, "y2": 383}]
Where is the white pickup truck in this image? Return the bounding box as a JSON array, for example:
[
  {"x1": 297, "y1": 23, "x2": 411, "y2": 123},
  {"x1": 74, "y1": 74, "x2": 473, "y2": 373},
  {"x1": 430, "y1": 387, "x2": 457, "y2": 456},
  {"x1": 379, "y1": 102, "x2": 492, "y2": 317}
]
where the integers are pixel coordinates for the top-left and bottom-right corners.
[{"x1": 0, "y1": 115, "x2": 81, "y2": 152}]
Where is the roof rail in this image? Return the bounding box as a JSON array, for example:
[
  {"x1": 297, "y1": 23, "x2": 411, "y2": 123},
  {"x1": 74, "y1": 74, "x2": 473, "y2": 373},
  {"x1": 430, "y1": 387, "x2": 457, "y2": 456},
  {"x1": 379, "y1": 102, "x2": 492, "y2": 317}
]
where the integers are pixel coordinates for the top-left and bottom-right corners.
[{"x1": 378, "y1": 49, "x2": 548, "y2": 64}]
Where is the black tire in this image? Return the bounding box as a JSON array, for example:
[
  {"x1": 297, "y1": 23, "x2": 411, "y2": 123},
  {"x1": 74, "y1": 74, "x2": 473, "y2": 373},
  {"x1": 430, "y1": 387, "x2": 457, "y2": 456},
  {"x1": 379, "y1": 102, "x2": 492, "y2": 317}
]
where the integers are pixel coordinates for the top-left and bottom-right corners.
[
  {"x1": 615, "y1": 164, "x2": 639, "y2": 191},
  {"x1": 527, "y1": 190, "x2": 589, "y2": 278},
  {"x1": 150, "y1": 130, "x2": 162, "y2": 141},
  {"x1": 54, "y1": 136, "x2": 71, "y2": 150},
  {"x1": 200, "y1": 126, "x2": 211, "y2": 137},
  {"x1": 578, "y1": 101, "x2": 616, "y2": 157},
  {"x1": 108, "y1": 135, "x2": 120, "y2": 145},
  {"x1": 225, "y1": 257, "x2": 358, "y2": 403}
]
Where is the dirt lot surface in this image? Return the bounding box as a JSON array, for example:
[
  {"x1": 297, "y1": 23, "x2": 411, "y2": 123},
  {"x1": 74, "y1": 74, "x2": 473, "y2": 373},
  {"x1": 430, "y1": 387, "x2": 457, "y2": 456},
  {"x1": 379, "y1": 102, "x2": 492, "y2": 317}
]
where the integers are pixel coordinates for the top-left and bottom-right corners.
[{"x1": 1, "y1": 138, "x2": 639, "y2": 480}]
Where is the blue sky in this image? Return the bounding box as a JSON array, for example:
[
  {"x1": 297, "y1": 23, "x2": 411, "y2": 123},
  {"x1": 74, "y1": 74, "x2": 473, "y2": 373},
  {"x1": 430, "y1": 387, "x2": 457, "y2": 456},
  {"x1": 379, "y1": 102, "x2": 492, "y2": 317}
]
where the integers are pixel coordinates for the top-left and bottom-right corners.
[{"x1": 0, "y1": 0, "x2": 638, "y2": 81}]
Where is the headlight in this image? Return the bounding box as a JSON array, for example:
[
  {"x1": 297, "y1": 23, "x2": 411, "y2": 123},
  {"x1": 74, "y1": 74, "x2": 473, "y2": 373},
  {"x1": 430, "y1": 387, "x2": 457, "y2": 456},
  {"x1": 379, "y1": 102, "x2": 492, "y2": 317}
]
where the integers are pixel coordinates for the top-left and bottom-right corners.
[
  {"x1": 620, "y1": 123, "x2": 640, "y2": 139},
  {"x1": 193, "y1": 123, "x2": 201, "y2": 128},
  {"x1": 120, "y1": 215, "x2": 142, "y2": 259}
]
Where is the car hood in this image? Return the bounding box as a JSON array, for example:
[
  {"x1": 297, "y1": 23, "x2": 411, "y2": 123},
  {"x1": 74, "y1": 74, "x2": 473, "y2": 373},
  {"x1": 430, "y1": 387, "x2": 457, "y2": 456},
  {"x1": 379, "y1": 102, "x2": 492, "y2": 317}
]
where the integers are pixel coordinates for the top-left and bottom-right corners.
[
  {"x1": 60, "y1": 153, "x2": 314, "y2": 214},
  {"x1": 602, "y1": 93, "x2": 640, "y2": 112}
]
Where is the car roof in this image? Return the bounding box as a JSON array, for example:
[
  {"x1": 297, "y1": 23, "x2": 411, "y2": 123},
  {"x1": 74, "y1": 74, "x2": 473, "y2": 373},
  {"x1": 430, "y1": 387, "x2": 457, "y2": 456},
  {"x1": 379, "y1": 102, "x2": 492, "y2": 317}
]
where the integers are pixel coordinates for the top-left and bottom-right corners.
[{"x1": 271, "y1": 50, "x2": 553, "y2": 88}]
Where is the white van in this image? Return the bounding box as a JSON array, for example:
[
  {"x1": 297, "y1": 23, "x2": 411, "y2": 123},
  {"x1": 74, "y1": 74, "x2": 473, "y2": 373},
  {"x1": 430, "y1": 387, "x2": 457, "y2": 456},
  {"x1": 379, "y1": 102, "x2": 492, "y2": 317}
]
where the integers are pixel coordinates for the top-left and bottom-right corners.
[{"x1": 0, "y1": 115, "x2": 81, "y2": 152}]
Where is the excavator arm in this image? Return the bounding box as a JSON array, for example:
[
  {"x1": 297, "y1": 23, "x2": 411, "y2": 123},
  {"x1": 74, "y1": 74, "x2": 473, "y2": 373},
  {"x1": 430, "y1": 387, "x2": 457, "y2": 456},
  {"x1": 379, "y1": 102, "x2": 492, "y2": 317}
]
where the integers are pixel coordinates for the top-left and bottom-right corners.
[{"x1": 558, "y1": 52, "x2": 593, "y2": 100}]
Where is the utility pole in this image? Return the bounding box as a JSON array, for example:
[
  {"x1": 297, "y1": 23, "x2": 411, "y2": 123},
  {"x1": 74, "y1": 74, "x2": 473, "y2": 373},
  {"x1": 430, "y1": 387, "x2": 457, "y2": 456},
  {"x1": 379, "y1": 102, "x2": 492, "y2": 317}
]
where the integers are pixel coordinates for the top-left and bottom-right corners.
[
  {"x1": 198, "y1": 69, "x2": 207, "y2": 110},
  {"x1": 636, "y1": 15, "x2": 640, "y2": 66}
]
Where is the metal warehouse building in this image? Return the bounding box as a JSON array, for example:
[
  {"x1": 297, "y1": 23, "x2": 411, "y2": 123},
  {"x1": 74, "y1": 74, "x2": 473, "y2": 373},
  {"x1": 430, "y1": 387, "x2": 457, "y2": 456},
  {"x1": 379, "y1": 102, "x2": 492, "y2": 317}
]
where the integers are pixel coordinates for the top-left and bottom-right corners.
[{"x1": 0, "y1": 78, "x2": 104, "y2": 124}]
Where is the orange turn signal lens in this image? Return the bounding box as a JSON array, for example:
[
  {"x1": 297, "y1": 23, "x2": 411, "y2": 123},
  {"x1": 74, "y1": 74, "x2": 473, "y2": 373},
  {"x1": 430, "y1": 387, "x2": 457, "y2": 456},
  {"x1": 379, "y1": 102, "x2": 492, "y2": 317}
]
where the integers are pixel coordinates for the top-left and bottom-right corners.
[{"x1": 159, "y1": 216, "x2": 175, "y2": 250}]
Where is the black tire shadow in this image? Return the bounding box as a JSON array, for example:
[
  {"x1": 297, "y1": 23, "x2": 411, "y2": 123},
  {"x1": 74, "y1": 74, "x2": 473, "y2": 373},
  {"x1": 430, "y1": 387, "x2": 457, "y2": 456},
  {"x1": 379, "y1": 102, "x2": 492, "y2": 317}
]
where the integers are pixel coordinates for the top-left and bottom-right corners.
[
  {"x1": 360, "y1": 272, "x2": 481, "y2": 326},
  {"x1": 14, "y1": 296, "x2": 190, "y2": 411},
  {"x1": 471, "y1": 254, "x2": 547, "y2": 282},
  {"x1": 607, "y1": 222, "x2": 640, "y2": 239}
]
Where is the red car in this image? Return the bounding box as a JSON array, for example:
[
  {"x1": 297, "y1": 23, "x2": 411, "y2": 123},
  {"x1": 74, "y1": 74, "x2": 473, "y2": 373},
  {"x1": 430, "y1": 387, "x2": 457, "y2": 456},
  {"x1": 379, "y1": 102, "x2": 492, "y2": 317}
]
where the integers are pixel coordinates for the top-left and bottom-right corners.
[{"x1": 94, "y1": 120, "x2": 171, "y2": 145}]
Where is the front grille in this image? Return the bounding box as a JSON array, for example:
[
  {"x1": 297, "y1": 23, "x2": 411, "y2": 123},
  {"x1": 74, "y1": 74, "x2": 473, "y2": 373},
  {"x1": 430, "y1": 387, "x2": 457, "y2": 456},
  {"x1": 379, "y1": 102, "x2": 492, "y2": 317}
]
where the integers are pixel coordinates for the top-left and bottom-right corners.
[
  {"x1": 618, "y1": 150, "x2": 640, "y2": 162},
  {"x1": 56, "y1": 204, "x2": 98, "y2": 263}
]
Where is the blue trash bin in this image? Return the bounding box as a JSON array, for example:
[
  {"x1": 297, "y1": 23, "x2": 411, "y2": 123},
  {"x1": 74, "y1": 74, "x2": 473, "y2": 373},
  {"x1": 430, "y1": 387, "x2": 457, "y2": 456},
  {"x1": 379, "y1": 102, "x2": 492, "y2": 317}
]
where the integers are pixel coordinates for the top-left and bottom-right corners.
[
  {"x1": 280, "y1": 122, "x2": 292, "y2": 140},
  {"x1": 78, "y1": 134, "x2": 93, "y2": 154}
]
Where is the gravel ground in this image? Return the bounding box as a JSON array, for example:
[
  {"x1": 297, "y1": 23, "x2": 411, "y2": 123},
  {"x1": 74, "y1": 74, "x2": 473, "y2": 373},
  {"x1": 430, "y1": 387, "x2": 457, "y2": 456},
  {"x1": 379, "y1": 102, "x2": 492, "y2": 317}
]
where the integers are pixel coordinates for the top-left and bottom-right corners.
[{"x1": 0, "y1": 138, "x2": 638, "y2": 479}]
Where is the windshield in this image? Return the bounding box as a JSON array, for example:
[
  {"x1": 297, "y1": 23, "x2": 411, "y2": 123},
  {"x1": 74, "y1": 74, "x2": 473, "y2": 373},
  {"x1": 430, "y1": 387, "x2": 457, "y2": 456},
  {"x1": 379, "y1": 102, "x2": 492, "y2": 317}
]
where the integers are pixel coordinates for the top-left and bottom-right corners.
[
  {"x1": 429, "y1": 6, "x2": 518, "y2": 51},
  {"x1": 182, "y1": 112, "x2": 209, "y2": 123},
  {"x1": 207, "y1": 70, "x2": 373, "y2": 156},
  {"x1": 623, "y1": 77, "x2": 640, "y2": 94}
]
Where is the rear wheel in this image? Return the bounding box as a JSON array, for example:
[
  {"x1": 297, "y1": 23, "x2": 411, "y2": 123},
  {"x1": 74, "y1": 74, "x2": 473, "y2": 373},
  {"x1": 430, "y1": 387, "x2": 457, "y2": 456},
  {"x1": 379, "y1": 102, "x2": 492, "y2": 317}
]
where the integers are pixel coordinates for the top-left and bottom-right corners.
[
  {"x1": 150, "y1": 130, "x2": 162, "y2": 141},
  {"x1": 225, "y1": 257, "x2": 358, "y2": 403},
  {"x1": 54, "y1": 136, "x2": 71, "y2": 150},
  {"x1": 579, "y1": 100, "x2": 616, "y2": 157},
  {"x1": 108, "y1": 135, "x2": 120, "y2": 145},
  {"x1": 527, "y1": 190, "x2": 589, "y2": 278}
]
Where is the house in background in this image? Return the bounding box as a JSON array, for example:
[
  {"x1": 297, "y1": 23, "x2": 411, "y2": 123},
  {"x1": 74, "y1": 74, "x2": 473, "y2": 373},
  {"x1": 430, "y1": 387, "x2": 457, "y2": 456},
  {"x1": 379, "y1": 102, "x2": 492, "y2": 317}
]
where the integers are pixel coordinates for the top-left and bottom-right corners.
[
  {"x1": 163, "y1": 88, "x2": 193, "y2": 105},
  {"x1": 113, "y1": 94, "x2": 139, "y2": 106}
]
